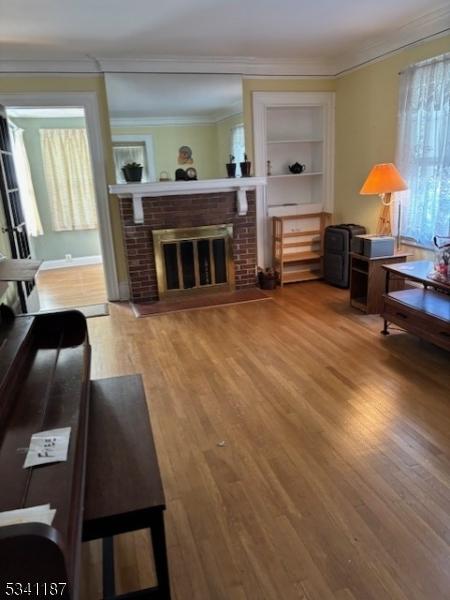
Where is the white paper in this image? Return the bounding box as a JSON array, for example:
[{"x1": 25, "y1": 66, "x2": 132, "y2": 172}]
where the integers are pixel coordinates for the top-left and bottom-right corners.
[
  {"x1": 0, "y1": 504, "x2": 56, "y2": 527},
  {"x1": 23, "y1": 427, "x2": 71, "y2": 469}
]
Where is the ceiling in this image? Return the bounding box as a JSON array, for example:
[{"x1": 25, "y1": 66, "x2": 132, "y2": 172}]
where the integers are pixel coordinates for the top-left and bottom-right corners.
[
  {"x1": 0, "y1": 0, "x2": 449, "y2": 75},
  {"x1": 105, "y1": 74, "x2": 242, "y2": 121}
]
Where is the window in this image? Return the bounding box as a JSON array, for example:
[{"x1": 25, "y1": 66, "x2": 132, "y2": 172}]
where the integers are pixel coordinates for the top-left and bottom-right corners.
[
  {"x1": 40, "y1": 128, "x2": 97, "y2": 231},
  {"x1": 112, "y1": 134, "x2": 155, "y2": 183},
  {"x1": 113, "y1": 142, "x2": 148, "y2": 183},
  {"x1": 396, "y1": 53, "x2": 450, "y2": 247},
  {"x1": 230, "y1": 124, "x2": 245, "y2": 177}
]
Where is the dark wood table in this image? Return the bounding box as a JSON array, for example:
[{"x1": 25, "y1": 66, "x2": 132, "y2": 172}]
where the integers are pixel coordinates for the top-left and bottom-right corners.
[
  {"x1": 383, "y1": 260, "x2": 450, "y2": 293},
  {"x1": 381, "y1": 260, "x2": 450, "y2": 351}
]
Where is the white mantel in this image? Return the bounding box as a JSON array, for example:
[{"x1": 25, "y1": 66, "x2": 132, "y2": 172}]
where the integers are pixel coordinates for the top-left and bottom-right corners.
[{"x1": 109, "y1": 177, "x2": 267, "y2": 224}]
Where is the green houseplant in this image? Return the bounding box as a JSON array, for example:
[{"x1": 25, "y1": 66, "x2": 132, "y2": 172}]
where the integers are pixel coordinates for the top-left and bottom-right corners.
[{"x1": 122, "y1": 161, "x2": 143, "y2": 183}]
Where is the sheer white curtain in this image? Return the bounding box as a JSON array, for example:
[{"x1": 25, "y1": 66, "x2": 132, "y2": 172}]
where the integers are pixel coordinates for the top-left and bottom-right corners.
[
  {"x1": 230, "y1": 124, "x2": 245, "y2": 176},
  {"x1": 40, "y1": 128, "x2": 98, "y2": 231},
  {"x1": 11, "y1": 128, "x2": 43, "y2": 237},
  {"x1": 396, "y1": 52, "x2": 450, "y2": 246}
]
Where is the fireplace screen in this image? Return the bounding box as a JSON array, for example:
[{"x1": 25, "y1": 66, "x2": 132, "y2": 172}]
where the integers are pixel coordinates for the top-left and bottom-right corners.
[{"x1": 152, "y1": 224, "x2": 234, "y2": 297}]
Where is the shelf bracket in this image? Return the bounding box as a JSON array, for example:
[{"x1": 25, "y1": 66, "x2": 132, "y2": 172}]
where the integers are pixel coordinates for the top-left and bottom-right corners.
[
  {"x1": 133, "y1": 195, "x2": 144, "y2": 224},
  {"x1": 237, "y1": 189, "x2": 248, "y2": 216}
]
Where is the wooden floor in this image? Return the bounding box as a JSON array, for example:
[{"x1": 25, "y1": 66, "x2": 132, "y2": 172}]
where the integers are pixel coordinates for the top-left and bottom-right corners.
[
  {"x1": 36, "y1": 263, "x2": 107, "y2": 310},
  {"x1": 83, "y1": 282, "x2": 450, "y2": 600}
]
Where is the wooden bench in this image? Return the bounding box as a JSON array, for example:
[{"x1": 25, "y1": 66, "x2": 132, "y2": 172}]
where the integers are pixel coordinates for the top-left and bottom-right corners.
[{"x1": 83, "y1": 375, "x2": 171, "y2": 599}]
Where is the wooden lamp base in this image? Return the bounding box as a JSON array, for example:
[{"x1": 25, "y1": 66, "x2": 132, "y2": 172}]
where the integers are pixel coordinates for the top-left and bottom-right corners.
[{"x1": 376, "y1": 192, "x2": 392, "y2": 235}]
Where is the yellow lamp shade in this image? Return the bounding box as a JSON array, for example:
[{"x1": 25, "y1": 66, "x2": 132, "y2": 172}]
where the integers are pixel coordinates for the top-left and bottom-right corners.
[{"x1": 360, "y1": 163, "x2": 408, "y2": 195}]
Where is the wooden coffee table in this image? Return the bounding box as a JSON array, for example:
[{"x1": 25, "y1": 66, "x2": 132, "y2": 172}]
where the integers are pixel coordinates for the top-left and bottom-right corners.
[{"x1": 381, "y1": 260, "x2": 450, "y2": 351}]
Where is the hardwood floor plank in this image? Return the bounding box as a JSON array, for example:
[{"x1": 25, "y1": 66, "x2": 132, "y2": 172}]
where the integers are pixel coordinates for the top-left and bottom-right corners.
[
  {"x1": 82, "y1": 282, "x2": 450, "y2": 599},
  {"x1": 36, "y1": 264, "x2": 106, "y2": 310}
]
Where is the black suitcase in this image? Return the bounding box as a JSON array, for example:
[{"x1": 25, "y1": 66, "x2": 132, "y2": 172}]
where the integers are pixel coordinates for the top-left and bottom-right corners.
[{"x1": 324, "y1": 224, "x2": 366, "y2": 288}]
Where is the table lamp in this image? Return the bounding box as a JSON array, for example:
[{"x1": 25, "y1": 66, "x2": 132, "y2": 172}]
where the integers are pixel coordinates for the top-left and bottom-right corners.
[{"x1": 360, "y1": 163, "x2": 408, "y2": 242}]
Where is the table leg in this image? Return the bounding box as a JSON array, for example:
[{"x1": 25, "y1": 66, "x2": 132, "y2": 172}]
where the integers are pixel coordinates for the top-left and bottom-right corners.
[
  {"x1": 385, "y1": 269, "x2": 391, "y2": 294},
  {"x1": 150, "y1": 514, "x2": 171, "y2": 599},
  {"x1": 103, "y1": 537, "x2": 116, "y2": 599},
  {"x1": 381, "y1": 269, "x2": 390, "y2": 335}
]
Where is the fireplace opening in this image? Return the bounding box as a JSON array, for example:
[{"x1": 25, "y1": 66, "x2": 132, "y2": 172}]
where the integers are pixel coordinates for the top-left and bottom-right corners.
[{"x1": 153, "y1": 224, "x2": 234, "y2": 298}]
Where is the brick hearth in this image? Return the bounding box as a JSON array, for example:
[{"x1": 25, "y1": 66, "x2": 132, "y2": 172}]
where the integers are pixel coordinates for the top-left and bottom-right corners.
[{"x1": 119, "y1": 191, "x2": 257, "y2": 302}]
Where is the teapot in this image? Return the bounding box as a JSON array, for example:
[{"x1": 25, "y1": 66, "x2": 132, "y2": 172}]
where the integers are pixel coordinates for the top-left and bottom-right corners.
[{"x1": 288, "y1": 162, "x2": 306, "y2": 174}]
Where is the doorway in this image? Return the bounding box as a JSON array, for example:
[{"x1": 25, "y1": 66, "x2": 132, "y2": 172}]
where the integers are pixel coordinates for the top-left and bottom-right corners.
[
  {"x1": 4, "y1": 106, "x2": 107, "y2": 311},
  {"x1": 0, "y1": 91, "x2": 119, "y2": 312}
]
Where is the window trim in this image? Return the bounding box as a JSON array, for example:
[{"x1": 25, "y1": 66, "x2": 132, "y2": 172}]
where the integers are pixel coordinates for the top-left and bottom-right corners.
[{"x1": 112, "y1": 134, "x2": 156, "y2": 182}]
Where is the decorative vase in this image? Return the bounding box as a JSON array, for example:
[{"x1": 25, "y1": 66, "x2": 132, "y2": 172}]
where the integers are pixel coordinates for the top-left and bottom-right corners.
[
  {"x1": 122, "y1": 165, "x2": 143, "y2": 182},
  {"x1": 240, "y1": 161, "x2": 251, "y2": 177},
  {"x1": 226, "y1": 163, "x2": 236, "y2": 178}
]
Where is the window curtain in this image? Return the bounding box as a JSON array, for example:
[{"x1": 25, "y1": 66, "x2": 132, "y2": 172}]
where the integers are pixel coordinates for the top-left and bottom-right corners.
[
  {"x1": 40, "y1": 128, "x2": 98, "y2": 231},
  {"x1": 11, "y1": 128, "x2": 43, "y2": 237},
  {"x1": 113, "y1": 144, "x2": 147, "y2": 183},
  {"x1": 230, "y1": 124, "x2": 245, "y2": 177},
  {"x1": 396, "y1": 52, "x2": 450, "y2": 246}
]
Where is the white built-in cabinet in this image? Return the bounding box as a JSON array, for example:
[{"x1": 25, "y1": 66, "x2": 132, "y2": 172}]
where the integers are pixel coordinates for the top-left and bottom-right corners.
[{"x1": 253, "y1": 92, "x2": 335, "y2": 267}]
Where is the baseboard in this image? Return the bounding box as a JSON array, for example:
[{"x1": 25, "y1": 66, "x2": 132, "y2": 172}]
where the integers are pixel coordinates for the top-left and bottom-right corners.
[
  {"x1": 119, "y1": 280, "x2": 130, "y2": 301},
  {"x1": 39, "y1": 255, "x2": 103, "y2": 271}
]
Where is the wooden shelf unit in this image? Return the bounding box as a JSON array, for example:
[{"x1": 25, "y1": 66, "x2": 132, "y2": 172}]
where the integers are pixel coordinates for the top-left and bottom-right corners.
[
  {"x1": 349, "y1": 252, "x2": 410, "y2": 314},
  {"x1": 273, "y1": 212, "x2": 331, "y2": 286}
]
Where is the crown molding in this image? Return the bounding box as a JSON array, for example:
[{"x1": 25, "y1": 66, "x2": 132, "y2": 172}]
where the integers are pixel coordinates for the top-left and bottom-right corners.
[
  {"x1": 335, "y1": 5, "x2": 450, "y2": 75},
  {"x1": 0, "y1": 59, "x2": 101, "y2": 73},
  {"x1": 111, "y1": 116, "x2": 215, "y2": 127},
  {"x1": 111, "y1": 108, "x2": 242, "y2": 128},
  {"x1": 97, "y1": 56, "x2": 336, "y2": 76}
]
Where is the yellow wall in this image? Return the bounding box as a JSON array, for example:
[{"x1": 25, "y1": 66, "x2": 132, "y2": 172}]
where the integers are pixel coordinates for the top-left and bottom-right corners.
[
  {"x1": 335, "y1": 34, "x2": 450, "y2": 233},
  {"x1": 243, "y1": 78, "x2": 336, "y2": 162},
  {"x1": 0, "y1": 75, "x2": 128, "y2": 289},
  {"x1": 112, "y1": 123, "x2": 220, "y2": 180}
]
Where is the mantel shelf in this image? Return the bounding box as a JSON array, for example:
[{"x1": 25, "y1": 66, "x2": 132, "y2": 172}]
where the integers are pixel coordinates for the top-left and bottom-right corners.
[{"x1": 109, "y1": 178, "x2": 267, "y2": 223}]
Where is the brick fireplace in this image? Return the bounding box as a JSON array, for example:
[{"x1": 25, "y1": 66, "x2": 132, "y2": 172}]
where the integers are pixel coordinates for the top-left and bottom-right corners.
[{"x1": 119, "y1": 191, "x2": 257, "y2": 302}]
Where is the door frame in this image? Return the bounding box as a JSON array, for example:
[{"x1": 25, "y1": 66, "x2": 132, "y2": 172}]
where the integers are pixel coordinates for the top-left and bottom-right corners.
[{"x1": 0, "y1": 91, "x2": 120, "y2": 301}]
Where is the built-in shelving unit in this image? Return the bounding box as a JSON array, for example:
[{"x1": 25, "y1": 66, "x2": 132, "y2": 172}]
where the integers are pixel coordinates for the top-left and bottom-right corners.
[{"x1": 253, "y1": 92, "x2": 335, "y2": 267}]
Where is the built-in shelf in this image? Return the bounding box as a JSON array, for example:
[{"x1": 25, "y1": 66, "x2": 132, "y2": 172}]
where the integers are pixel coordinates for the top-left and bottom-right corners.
[
  {"x1": 253, "y1": 91, "x2": 335, "y2": 266},
  {"x1": 268, "y1": 172, "x2": 323, "y2": 179},
  {"x1": 267, "y1": 139, "x2": 323, "y2": 144}
]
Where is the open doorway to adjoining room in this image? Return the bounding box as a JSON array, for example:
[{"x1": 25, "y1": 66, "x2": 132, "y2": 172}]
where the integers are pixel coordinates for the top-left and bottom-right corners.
[{"x1": 5, "y1": 106, "x2": 107, "y2": 311}]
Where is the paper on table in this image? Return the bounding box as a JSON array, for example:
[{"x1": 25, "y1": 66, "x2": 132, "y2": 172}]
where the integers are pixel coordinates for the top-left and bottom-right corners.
[
  {"x1": 23, "y1": 427, "x2": 71, "y2": 469},
  {"x1": 0, "y1": 504, "x2": 56, "y2": 527}
]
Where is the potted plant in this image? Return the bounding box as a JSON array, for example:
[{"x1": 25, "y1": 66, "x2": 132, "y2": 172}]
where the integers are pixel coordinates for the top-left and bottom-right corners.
[
  {"x1": 122, "y1": 161, "x2": 143, "y2": 183},
  {"x1": 226, "y1": 154, "x2": 236, "y2": 178},
  {"x1": 257, "y1": 267, "x2": 279, "y2": 290},
  {"x1": 240, "y1": 153, "x2": 251, "y2": 177}
]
